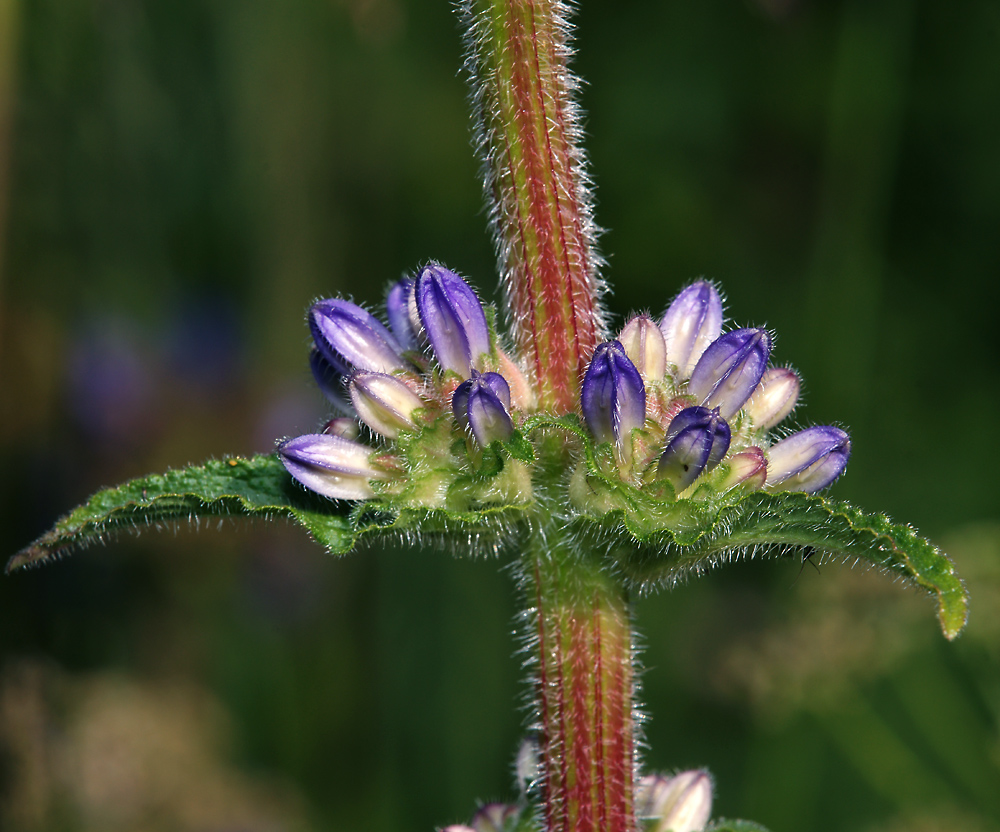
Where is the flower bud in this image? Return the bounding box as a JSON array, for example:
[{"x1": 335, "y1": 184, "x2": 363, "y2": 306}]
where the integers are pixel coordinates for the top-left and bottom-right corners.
[
  {"x1": 453, "y1": 372, "x2": 513, "y2": 446},
  {"x1": 469, "y1": 803, "x2": 521, "y2": 832},
  {"x1": 415, "y1": 264, "x2": 491, "y2": 376},
  {"x1": 386, "y1": 278, "x2": 419, "y2": 350},
  {"x1": 581, "y1": 341, "x2": 646, "y2": 450},
  {"x1": 348, "y1": 372, "x2": 424, "y2": 439},
  {"x1": 322, "y1": 417, "x2": 360, "y2": 440},
  {"x1": 619, "y1": 314, "x2": 667, "y2": 380},
  {"x1": 766, "y1": 426, "x2": 850, "y2": 492},
  {"x1": 688, "y1": 328, "x2": 771, "y2": 420},
  {"x1": 657, "y1": 406, "x2": 731, "y2": 492},
  {"x1": 277, "y1": 433, "x2": 386, "y2": 500},
  {"x1": 309, "y1": 348, "x2": 353, "y2": 414},
  {"x1": 659, "y1": 281, "x2": 723, "y2": 379},
  {"x1": 716, "y1": 446, "x2": 768, "y2": 491},
  {"x1": 637, "y1": 770, "x2": 713, "y2": 832},
  {"x1": 745, "y1": 367, "x2": 800, "y2": 431},
  {"x1": 310, "y1": 298, "x2": 407, "y2": 375}
]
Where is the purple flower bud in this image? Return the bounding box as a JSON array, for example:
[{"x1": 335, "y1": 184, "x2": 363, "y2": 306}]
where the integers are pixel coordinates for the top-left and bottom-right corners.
[
  {"x1": 657, "y1": 406, "x2": 731, "y2": 492},
  {"x1": 277, "y1": 433, "x2": 386, "y2": 500},
  {"x1": 619, "y1": 314, "x2": 666, "y2": 380},
  {"x1": 386, "y1": 278, "x2": 419, "y2": 351},
  {"x1": 581, "y1": 341, "x2": 646, "y2": 449},
  {"x1": 309, "y1": 348, "x2": 354, "y2": 415},
  {"x1": 688, "y1": 328, "x2": 771, "y2": 420},
  {"x1": 659, "y1": 281, "x2": 723, "y2": 379},
  {"x1": 637, "y1": 770, "x2": 713, "y2": 832},
  {"x1": 415, "y1": 264, "x2": 491, "y2": 376},
  {"x1": 766, "y1": 426, "x2": 850, "y2": 492},
  {"x1": 349, "y1": 371, "x2": 425, "y2": 439},
  {"x1": 322, "y1": 417, "x2": 360, "y2": 440},
  {"x1": 745, "y1": 367, "x2": 800, "y2": 431},
  {"x1": 469, "y1": 803, "x2": 522, "y2": 832},
  {"x1": 453, "y1": 372, "x2": 513, "y2": 446},
  {"x1": 310, "y1": 299, "x2": 407, "y2": 375}
]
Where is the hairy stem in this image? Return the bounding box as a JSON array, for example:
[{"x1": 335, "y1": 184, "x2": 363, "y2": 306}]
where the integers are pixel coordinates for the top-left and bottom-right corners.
[
  {"x1": 520, "y1": 497, "x2": 636, "y2": 832},
  {"x1": 463, "y1": 0, "x2": 605, "y2": 412}
]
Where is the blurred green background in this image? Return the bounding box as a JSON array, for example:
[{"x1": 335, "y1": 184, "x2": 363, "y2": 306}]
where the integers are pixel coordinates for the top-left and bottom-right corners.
[{"x1": 1, "y1": 0, "x2": 998, "y2": 830}]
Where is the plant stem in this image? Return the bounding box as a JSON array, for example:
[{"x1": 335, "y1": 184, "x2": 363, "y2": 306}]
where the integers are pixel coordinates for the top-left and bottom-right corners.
[
  {"x1": 464, "y1": 0, "x2": 605, "y2": 412},
  {"x1": 520, "y1": 465, "x2": 636, "y2": 831}
]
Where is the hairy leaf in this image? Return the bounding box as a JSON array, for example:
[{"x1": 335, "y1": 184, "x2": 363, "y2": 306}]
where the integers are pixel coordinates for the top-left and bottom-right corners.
[{"x1": 7, "y1": 455, "x2": 361, "y2": 571}]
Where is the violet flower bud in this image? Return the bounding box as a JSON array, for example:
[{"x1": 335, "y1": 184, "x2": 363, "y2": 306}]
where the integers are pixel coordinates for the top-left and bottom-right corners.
[
  {"x1": 657, "y1": 406, "x2": 731, "y2": 492},
  {"x1": 310, "y1": 298, "x2": 407, "y2": 375},
  {"x1": 348, "y1": 371, "x2": 425, "y2": 439},
  {"x1": 277, "y1": 433, "x2": 386, "y2": 500},
  {"x1": 618, "y1": 314, "x2": 667, "y2": 380},
  {"x1": 469, "y1": 803, "x2": 521, "y2": 832},
  {"x1": 688, "y1": 328, "x2": 771, "y2": 420},
  {"x1": 580, "y1": 340, "x2": 646, "y2": 450},
  {"x1": 745, "y1": 367, "x2": 800, "y2": 431},
  {"x1": 637, "y1": 770, "x2": 713, "y2": 832},
  {"x1": 453, "y1": 372, "x2": 513, "y2": 446},
  {"x1": 659, "y1": 281, "x2": 723, "y2": 379},
  {"x1": 386, "y1": 278, "x2": 419, "y2": 351},
  {"x1": 415, "y1": 264, "x2": 491, "y2": 376},
  {"x1": 766, "y1": 426, "x2": 851, "y2": 492}
]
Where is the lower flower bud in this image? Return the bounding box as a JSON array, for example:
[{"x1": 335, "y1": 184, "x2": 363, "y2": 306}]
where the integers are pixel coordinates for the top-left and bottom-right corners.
[
  {"x1": 581, "y1": 340, "x2": 646, "y2": 451},
  {"x1": 637, "y1": 770, "x2": 713, "y2": 832},
  {"x1": 453, "y1": 372, "x2": 514, "y2": 446},
  {"x1": 657, "y1": 406, "x2": 731, "y2": 493},
  {"x1": 765, "y1": 426, "x2": 850, "y2": 492},
  {"x1": 277, "y1": 433, "x2": 387, "y2": 500},
  {"x1": 744, "y1": 367, "x2": 800, "y2": 431}
]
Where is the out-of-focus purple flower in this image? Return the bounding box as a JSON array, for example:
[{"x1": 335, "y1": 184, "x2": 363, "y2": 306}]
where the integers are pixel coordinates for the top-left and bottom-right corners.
[
  {"x1": 618, "y1": 314, "x2": 666, "y2": 380},
  {"x1": 386, "y1": 278, "x2": 419, "y2": 351},
  {"x1": 453, "y1": 372, "x2": 513, "y2": 446},
  {"x1": 310, "y1": 298, "x2": 408, "y2": 375},
  {"x1": 745, "y1": 367, "x2": 800, "y2": 431},
  {"x1": 659, "y1": 281, "x2": 723, "y2": 379},
  {"x1": 415, "y1": 263, "x2": 491, "y2": 376},
  {"x1": 349, "y1": 372, "x2": 425, "y2": 439},
  {"x1": 766, "y1": 426, "x2": 850, "y2": 492},
  {"x1": 581, "y1": 340, "x2": 646, "y2": 450},
  {"x1": 637, "y1": 770, "x2": 713, "y2": 832},
  {"x1": 657, "y1": 406, "x2": 731, "y2": 492},
  {"x1": 277, "y1": 433, "x2": 386, "y2": 500},
  {"x1": 309, "y1": 348, "x2": 354, "y2": 414},
  {"x1": 688, "y1": 328, "x2": 771, "y2": 420}
]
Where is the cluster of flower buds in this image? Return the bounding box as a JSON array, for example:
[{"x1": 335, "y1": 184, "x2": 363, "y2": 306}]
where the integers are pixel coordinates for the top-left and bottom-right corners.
[
  {"x1": 580, "y1": 281, "x2": 850, "y2": 497},
  {"x1": 636, "y1": 770, "x2": 714, "y2": 832},
  {"x1": 278, "y1": 263, "x2": 533, "y2": 501}
]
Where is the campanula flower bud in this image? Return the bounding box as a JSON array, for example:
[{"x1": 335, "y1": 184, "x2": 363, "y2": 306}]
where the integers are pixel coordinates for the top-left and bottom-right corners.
[
  {"x1": 619, "y1": 314, "x2": 667, "y2": 380},
  {"x1": 637, "y1": 770, "x2": 713, "y2": 832},
  {"x1": 766, "y1": 426, "x2": 850, "y2": 492},
  {"x1": 322, "y1": 417, "x2": 360, "y2": 440},
  {"x1": 386, "y1": 278, "x2": 419, "y2": 351},
  {"x1": 497, "y1": 349, "x2": 536, "y2": 411},
  {"x1": 277, "y1": 433, "x2": 386, "y2": 500},
  {"x1": 453, "y1": 372, "x2": 513, "y2": 446},
  {"x1": 415, "y1": 264, "x2": 491, "y2": 376},
  {"x1": 348, "y1": 372, "x2": 425, "y2": 439},
  {"x1": 716, "y1": 446, "x2": 767, "y2": 491},
  {"x1": 657, "y1": 406, "x2": 731, "y2": 492},
  {"x1": 659, "y1": 281, "x2": 723, "y2": 379},
  {"x1": 310, "y1": 299, "x2": 408, "y2": 375},
  {"x1": 688, "y1": 328, "x2": 771, "y2": 420},
  {"x1": 745, "y1": 367, "x2": 800, "y2": 431},
  {"x1": 469, "y1": 803, "x2": 522, "y2": 832},
  {"x1": 581, "y1": 341, "x2": 646, "y2": 450}
]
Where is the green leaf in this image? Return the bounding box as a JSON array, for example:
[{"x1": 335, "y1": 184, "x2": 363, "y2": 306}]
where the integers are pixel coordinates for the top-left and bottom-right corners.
[
  {"x1": 602, "y1": 489, "x2": 968, "y2": 641},
  {"x1": 706, "y1": 820, "x2": 773, "y2": 832},
  {"x1": 8, "y1": 454, "x2": 363, "y2": 572}
]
